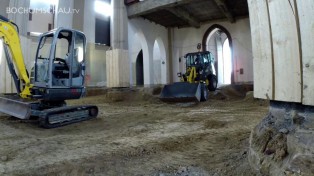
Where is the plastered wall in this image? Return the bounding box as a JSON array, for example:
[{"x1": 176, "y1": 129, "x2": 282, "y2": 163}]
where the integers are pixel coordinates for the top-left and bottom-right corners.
[{"x1": 128, "y1": 18, "x2": 169, "y2": 86}]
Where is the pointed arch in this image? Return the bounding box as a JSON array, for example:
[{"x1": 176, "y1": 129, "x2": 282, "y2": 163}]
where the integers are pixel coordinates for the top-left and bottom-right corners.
[{"x1": 202, "y1": 24, "x2": 234, "y2": 84}]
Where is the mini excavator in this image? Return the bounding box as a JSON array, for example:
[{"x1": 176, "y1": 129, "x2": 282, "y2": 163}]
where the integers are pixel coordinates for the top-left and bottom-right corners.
[{"x1": 0, "y1": 15, "x2": 98, "y2": 128}]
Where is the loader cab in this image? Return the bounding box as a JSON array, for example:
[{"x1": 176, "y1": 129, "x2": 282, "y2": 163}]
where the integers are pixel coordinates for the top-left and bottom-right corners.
[
  {"x1": 185, "y1": 51, "x2": 216, "y2": 75},
  {"x1": 33, "y1": 28, "x2": 87, "y2": 101}
]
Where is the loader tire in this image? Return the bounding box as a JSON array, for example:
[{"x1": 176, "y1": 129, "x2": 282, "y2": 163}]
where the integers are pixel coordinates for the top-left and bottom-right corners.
[
  {"x1": 207, "y1": 74, "x2": 217, "y2": 91},
  {"x1": 200, "y1": 83, "x2": 209, "y2": 101}
]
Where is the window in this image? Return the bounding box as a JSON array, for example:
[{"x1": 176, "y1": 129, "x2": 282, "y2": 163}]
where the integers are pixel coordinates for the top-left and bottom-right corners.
[
  {"x1": 72, "y1": 33, "x2": 85, "y2": 78},
  {"x1": 36, "y1": 34, "x2": 53, "y2": 82}
]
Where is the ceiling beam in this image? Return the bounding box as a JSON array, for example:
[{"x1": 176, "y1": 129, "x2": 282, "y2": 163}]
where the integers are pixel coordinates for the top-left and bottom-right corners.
[
  {"x1": 213, "y1": 0, "x2": 235, "y2": 23},
  {"x1": 166, "y1": 7, "x2": 200, "y2": 28},
  {"x1": 127, "y1": 0, "x2": 196, "y2": 18}
]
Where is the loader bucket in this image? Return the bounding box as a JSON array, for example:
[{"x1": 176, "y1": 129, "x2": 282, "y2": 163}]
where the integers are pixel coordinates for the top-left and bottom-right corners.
[{"x1": 159, "y1": 82, "x2": 201, "y2": 102}]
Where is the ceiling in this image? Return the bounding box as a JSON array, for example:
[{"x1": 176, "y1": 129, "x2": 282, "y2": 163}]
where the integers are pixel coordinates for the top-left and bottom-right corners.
[
  {"x1": 126, "y1": 0, "x2": 249, "y2": 28},
  {"x1": 125, "y1": 0, "x2": 249, "y2": 28}
]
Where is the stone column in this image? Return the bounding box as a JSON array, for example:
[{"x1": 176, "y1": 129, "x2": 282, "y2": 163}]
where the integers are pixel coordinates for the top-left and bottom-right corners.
[
  {"x1": 111, "y1": 0, "x2": 128, "y2": 50},
  {"x1": 106, "y1": 0, "x2": 130, "y2": 87},
  {"x1": 72, "y1": 0, "x2": 84, "y2": 31}
]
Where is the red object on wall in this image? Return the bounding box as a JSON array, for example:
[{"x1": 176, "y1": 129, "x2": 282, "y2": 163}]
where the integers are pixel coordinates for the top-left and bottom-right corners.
[{"x1": 124, "y1": 0, "x2": 140, "y2": 6}]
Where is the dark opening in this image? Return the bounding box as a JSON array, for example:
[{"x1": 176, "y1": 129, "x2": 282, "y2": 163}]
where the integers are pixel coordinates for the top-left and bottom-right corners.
[
  {"x1": 95, "y1": 0, "x2": 111, "y2": 45},
  {"x1": 95, "y1": 18, "x2": 110, "y2": 45},
  {"x1": 29, "y1": 9, "x2": 33, "y2": 21},
  {"x1": 136, "y1": 50, "x2": 144, "y2": 86}
]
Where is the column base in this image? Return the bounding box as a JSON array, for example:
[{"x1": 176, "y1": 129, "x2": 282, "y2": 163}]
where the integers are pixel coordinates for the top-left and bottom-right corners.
[{"x1": 249, "y1": 101, "x2": 314, "y2": 175}]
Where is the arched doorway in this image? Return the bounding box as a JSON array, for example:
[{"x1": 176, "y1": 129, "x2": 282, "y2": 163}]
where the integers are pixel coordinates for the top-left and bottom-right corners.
[
  {"x1": 222, "y1": 38, "x2": 232, "y2": 84},
  {"x1": 136, "y1": 50, "x2": 144, "y2": 86},
  {"x1": 202, "y1": 24, "x2": 233, "y2": 86},
  {"x1": 131, "y1": 30, "x2": 150, "y2": 86}
]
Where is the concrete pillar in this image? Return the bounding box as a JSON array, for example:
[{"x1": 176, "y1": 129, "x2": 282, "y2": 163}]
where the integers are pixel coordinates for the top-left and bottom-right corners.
[
  {"x1": 168, "y1": 28, "x2": 174, "y2": 83},
  {"x1": 111, "y1": 0, "x2": 128, "y2": 50},
  {"x1": 72, "y1": 0, "x2": 84, "y2": 31},
  {"x1": 83, "y1": 0, "x2": 96, "y2": 43},
  {"x1": 56, "y1": 0, "x2": 74, "y2": 29},
  {"x1": 106, "y1": 0, "x2": 130, "y2": 87},
  {"x1": 8, "y1": 0, "x2": 30, "y2": 36}
]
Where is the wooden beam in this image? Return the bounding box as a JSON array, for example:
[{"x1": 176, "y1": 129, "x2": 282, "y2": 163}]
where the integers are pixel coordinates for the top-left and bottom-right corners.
[
  {"x1": 214, "y1": 0, "x2": 235, "y2": 23},
  {"x1": 127, "y1": 0, "x2": 195, "y2": 18},
  {"x1": 166, "y1": 7, "x2": 200, "y2": 28}
]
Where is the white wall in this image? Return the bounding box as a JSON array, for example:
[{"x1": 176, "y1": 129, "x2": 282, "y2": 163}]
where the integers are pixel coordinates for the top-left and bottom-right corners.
[
  {"x1": 128, "y1": 18, "x2": 169, "y2": 86},
  {"x1": 153, "y1": 41, "x2": 161, "y2": 84},
  {"x1": 207, "y1": 32, "x2": 218, "y2": 61},
  {"x1": 172, "y1": 18, "x2": 253, "y2": 83},
  {"x1": 29, "y1": 13, "x2": 54, "y2": 33},
  {"x1": 0, "y1": 0, "x2": 10, "y2": 17}
]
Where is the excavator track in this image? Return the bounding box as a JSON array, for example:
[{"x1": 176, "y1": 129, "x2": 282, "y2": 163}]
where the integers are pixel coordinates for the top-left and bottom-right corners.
[{"x1": 39, "y1": 105, "x2": 98, "y2": 128}]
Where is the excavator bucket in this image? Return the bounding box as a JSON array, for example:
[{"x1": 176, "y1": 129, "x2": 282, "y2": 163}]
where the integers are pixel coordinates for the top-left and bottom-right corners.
[{"x1": 159, "y1": 82, "x2": 202, "y2": 102}]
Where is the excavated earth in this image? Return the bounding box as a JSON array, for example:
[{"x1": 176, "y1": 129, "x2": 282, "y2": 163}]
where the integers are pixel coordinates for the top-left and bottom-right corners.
[{"x1": 0, "y1": 86, "x2": 268, "y2": 175}]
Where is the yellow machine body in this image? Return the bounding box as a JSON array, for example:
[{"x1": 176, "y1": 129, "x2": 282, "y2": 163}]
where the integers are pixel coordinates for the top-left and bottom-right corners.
[{"x1": 0, "y1": 20, "x2": 32, "y2": 98}]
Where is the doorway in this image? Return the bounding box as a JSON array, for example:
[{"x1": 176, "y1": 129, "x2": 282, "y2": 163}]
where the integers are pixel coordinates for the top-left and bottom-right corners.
[
  {"x1": 222, "y1": 38, "x2": 232, "y2": 84},
  {"x1": 202, "y1": 24, "x2": 233, "y2": 86},
  {"x1": 136, "y1": 50, "x2": 144, "y2": 86}
]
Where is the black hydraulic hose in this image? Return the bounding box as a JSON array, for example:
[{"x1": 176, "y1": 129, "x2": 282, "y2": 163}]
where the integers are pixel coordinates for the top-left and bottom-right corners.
[
  {"x1": 10, "y1": 22, "x2": 20, "y2": 34},
  {"x1": 0, "y1": 15, "x2": 9, "y2": 22}
]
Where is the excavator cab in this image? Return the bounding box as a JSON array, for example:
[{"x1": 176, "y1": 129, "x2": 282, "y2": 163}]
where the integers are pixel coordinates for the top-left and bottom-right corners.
[{"x1": 32, "y1": 28, "x2": 87, "y2": 101}]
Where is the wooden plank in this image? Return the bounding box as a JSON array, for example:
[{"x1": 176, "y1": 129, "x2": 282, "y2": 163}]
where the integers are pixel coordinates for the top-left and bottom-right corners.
[
  {"x1": 268, "y1": 0, "x2": 301, "y2": 102},
  {"x1": 114, "y1": 49, "x2": 119, "y2": 87},
  {"x1": 118, "y1": 50, "x2": 122, "y2": 86},
  {"x1": 0, "y1": 40, "x2": 6, "y2": 93},
  {"x1": 248, "y1": 0, "x2": 273, "y2": 100},
  {"x1": 5, "y1": 61, "x2": 12, "y2": 93},
  {"x1": 106, "y1": 49, "x2": 130, "y2": 87},
  {"x1": 106, "y1": 50, "x2": 112, "y2": 87},
  {"x1": 297, "y1": 0, "x2": 314, "y2": 105},
  {"x1": 122, "y1": 50, "x2": 130, "y2": 87}
]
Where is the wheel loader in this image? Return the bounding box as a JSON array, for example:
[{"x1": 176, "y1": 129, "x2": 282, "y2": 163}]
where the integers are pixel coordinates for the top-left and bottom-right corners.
[
  {"x1": 0, "y1": 15, "x2": 98, "y2": 128},
  {"x1": 160, "y1": 51, "x2": 217, "y2": 102}
]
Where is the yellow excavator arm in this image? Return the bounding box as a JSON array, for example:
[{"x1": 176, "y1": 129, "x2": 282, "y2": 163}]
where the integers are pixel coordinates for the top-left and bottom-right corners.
[{"x1": 0, "y1": 16, "x2": 32, "y2": 98}]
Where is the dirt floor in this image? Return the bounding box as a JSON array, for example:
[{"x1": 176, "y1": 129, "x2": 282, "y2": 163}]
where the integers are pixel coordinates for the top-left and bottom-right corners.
[{"x1": 0, "y1": 86, "x2": 268, "y2": 176}]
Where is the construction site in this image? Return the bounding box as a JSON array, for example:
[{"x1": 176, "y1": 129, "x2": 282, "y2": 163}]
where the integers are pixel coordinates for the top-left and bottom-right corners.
[{"x1": 0, "y1": 0, "x2": 313, "y2": 175}]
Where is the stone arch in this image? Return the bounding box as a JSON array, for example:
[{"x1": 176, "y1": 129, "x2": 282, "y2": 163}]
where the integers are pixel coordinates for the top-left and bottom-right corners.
[
  {"x1": 202, "y1": 24, "x2": 234, "y2": 84},
  {"x1": 132, "y1": 30, "x2": 150, "y2": 85}
]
